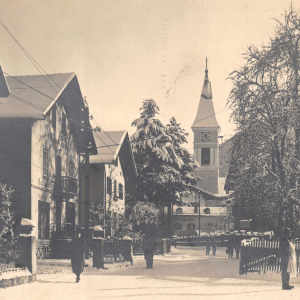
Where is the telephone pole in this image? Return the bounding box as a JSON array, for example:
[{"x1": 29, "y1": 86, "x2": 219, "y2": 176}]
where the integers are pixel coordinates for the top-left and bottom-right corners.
[{"x1": 84, "y1": 105, "x2": 90, "y2": 239}]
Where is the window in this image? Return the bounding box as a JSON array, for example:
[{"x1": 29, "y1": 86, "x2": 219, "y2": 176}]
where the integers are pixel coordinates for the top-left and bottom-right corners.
[
  {"x1": 114, "y1": 180, "x2": 118, "y2": 198},
  {"x1": 204, "y1": 208, "x2": 211, "y2": 214},
  {"x1": 119, "y1": 183, "x2": 124, "y2": 200},
  {"x1": 69, "y1": 161, "x2": 74, "y2": 178},
  {"x1": 43, "y1": 149, "x2": 49, "y2": 178},
  {"x1": 176, "y1": 208, "x2": 183, "y2": 214},
  {"x1": 201, "y1": 148, "x2": 210, "y2": 165},
  {"x1": 187, "y1": 223, "x2": 195, "y2": 230},
  {"x1": 174, "y1": 223, "x2": 182, "y2": 230},
  {"x1": 38, "y1": 201, "x2": 50, "y2": 239},
  {"x1": 107, "y1": 177, "x2": 112, "y2": 195},
  {"x1": 52, "y1": 106, "x2": 56, "y2": 130},
  {"x1": 62, "y1": 113, "x2": 66, "y2": 135}
]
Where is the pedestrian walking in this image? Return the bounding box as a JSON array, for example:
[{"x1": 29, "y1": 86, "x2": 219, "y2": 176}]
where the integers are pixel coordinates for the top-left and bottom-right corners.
[
  {"x1": 205, "y1": 238, "x2": 211, "y2": 255},
  {"x1": 212, "y1": 237, "x2": 217, "y2": 256},
  {"x1": 142, "y1": 220, "x2": 157, "y2": 269},
  {"x1": 70, "y1": 232, "x2": 87, "y2": 283},
  {"x1": 279, "y1": 228, "x2": 297, "y2": 290}
]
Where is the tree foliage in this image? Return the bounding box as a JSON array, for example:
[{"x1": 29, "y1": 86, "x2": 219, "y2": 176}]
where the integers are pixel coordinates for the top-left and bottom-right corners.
[
  {"x1": 227, "y1": 8, "x2": 300, "y2": 233},
  {"x1": 0, "y1": 183, "x2": 16, "y2": 261},
  {"x1": 130, "y1": 99, "x2": 200, "y2": 207}
]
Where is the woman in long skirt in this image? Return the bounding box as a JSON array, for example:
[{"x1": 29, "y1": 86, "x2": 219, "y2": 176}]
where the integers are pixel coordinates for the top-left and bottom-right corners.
[{"x1": 71, "y1": 233, "x2": 87, "y2": 283}]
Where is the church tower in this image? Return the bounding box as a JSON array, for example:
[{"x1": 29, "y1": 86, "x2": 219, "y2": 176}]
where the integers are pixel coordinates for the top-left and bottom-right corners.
[{"x1": 192, "y1": 59, "x2": 220, "y2": 194}]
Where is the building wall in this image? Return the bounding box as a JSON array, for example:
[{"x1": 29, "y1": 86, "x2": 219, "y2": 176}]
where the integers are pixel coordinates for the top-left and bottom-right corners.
[
  {"x1": 173, "y1": 214, "x2": 225, "y2": 235},
  {"x1": 193, "y1": 128, "x2": 220, "y2": 194},
  {"x1": 80, "y1": 157, "x2": 126, "y2": 231},
  {"x1": 31, "y1": 102, "x2": 80, "y2": 239},
  {"x1": 0, "y1": 118, "x2": 32, "y2": 220}
]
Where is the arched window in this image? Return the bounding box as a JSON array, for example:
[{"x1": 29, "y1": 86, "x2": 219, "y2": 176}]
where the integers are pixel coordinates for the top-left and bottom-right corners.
[
  {"x1": 176, "y1": 208, "x2": 183, "y2": 214},
  {"x1": 187, "y1": 223, "x2": 195, "y2": 230},
  {"x1": 204, "y1": 208, "x2": 210, "y2": 214}
]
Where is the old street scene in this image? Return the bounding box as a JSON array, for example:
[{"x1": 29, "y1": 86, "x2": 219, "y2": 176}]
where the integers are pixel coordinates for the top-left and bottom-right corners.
[{"x1": 3, "y1": 1, "x2": 300, "y2": 299}]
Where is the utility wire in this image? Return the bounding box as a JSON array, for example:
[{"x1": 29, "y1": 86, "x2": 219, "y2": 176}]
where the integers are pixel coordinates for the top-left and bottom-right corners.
[{"x1": 0, "y1": 19, "x2": 60, "y2": 93}]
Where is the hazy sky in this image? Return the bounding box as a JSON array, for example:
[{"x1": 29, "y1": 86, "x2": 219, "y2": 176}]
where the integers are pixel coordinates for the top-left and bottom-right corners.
[{"x1": 0, "y1": 0, "x2": 297, "y2": 152}]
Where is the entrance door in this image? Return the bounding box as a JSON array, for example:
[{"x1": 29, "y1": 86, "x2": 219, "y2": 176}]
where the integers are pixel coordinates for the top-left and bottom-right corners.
[{"x1": 66, "y1": 202, "x2": 76, "y2": 237}]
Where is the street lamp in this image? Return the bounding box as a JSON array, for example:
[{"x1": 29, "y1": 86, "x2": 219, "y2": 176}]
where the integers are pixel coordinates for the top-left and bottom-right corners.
[{"x1": 155, "y1": 133, "x2": 173, "y2": 238}]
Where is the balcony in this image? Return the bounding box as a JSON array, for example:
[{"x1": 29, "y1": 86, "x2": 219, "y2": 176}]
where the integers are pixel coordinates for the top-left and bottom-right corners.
[{"x1": 61, "y1": 176, "x2": 78, "y2": 200}]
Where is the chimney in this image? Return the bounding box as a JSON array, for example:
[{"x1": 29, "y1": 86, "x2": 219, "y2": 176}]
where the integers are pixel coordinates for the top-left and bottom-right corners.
[{"x1": 0, "y1": 65, "x2": 9, "y2": 97}]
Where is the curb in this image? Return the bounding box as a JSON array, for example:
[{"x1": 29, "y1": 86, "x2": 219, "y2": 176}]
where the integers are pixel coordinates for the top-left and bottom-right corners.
[{"x1": 0, "y1": 275, "x2": 36, "y2": 289}]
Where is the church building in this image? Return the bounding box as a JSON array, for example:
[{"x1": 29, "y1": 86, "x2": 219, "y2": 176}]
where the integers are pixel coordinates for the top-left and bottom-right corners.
[
  {"x1": 192, "y1": 60, "x2": 221, "y2": 195},
  {"x1": 171, "y1": 61, "x2": 229, "y2": 237}
]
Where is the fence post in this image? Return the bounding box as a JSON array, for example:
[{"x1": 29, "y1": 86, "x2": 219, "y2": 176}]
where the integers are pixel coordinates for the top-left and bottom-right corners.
[
  {"x1": 92, "y1": 238, "x2": 104, "y2": 269},
  {"x1": 122, "y1": 237, "x2": 133, "y2": 265}
]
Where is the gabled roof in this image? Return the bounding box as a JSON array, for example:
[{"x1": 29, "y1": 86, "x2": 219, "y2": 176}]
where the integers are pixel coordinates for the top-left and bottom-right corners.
[
  {"x1": 192, "y1": 67, "x2": 220, "y2": 129},
  {"x1": 91, "y1": 131, "x2": 127, "y2": 164},
  {"x1": 90, "y1": 131, "x2": 137, "y2": 176},
  {"x1": 1, "y1": 72, "x2": 75, "y2": 118},
  {"x1": 0, "y1": 69, "x2": 96, "y2": 154}
]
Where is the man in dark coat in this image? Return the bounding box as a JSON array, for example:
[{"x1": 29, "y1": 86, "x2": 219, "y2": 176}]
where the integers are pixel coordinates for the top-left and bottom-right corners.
[
  {"x1": 142, "y1": 221, "x2": 157, "y2": 269},
  {"x1": 212, "y1": 237, "x2": 217, "y2": 256},
  {"x1": 205, "y1": 238, "x2": 211, "y2": 255},
  {"x1": 227, "y1": 235, "x2": 234, "y2": 258},
  {"x1": 70, "y1": 233, "x2": 87, "y2": 283},
  {"x1": 279, "y1": 228, "x2": 294, "y2": 290}
]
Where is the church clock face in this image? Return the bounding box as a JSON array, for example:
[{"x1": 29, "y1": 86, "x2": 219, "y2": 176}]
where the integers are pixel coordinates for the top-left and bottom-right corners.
[{"x1": 201, "y1": 131, "x2": 211, "y2": 141}]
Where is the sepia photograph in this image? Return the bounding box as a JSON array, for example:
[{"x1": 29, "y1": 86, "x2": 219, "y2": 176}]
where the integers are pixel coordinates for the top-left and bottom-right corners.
[{"x1": 1, "y1": 0, "x2": 300, "y2": 299}]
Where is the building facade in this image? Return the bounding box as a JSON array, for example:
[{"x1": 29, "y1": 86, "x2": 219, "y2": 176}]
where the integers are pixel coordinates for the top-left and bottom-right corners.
[
  {"x1": 172, "y1": 187, "x2": 226, "y2": 236},
  {"x1": 81, "y1": 131, "x2": 138, "y2": 237},
  {"x1": 0, "y1": 69, "x2": 96, "y2": 247}
]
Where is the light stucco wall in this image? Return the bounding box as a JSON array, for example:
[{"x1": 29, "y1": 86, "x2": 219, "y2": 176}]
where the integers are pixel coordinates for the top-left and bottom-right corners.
[
  {"x1": 31, "y1": 102, "x2": 80, "y2": 239},
  {"x1": 173, "y1": 214, "x2": 225, "y2": 235}
]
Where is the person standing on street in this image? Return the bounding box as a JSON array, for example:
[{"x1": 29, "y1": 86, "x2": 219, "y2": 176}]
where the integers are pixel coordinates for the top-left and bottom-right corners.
[
  {"x1": 142, "y1": 220, "x2": 157, "y2": 269},
  {"x1": 205, "y1": 238, "x2": 211, "y2": 255},
  {"x1": 279, "y1": 228, "x2": 297, "y2": 290},
  {"x1": 227, "y1": 235, "x2": 234, "y2": 259},
  {"x1": 70, "y1": 232, "x2": 87, "y2": 283},
  {"x1": 235, "y1": 235, "x2": 241, "y2": 259}
]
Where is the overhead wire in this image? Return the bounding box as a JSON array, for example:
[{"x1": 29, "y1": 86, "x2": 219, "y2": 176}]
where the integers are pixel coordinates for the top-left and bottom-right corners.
[{"x1": 0, "y1": 19, "x2": 59, "y2": 94}]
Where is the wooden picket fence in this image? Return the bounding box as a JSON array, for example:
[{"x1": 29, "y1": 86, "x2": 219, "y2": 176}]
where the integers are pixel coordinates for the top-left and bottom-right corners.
[{"x1": 240, "y1": 239, "x2": 300, "y2": 275}]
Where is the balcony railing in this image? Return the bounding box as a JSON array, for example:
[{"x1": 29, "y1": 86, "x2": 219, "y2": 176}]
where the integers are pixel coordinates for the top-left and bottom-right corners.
[
  {"x1": 61, "y1": 176, "x2": 78, "y2": 199},
  {"x1": 48, "y1": 223, "x2": 81, "y2": 239}
]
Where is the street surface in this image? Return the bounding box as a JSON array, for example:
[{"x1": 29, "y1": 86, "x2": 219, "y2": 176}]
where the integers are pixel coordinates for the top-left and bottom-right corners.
[{"x1": 1, "y1": 246, "x2": 300, "y2": 300}]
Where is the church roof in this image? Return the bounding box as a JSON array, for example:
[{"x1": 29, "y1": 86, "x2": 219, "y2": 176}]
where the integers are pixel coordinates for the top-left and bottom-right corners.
[{"x1": 192, "y1": 65, "x2": 220, "y2": 129}]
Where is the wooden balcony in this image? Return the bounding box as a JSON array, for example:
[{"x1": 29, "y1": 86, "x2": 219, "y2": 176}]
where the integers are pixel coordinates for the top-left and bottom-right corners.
[{"x1": 61, "y1": 176, "x2": 78, "y2": 200}]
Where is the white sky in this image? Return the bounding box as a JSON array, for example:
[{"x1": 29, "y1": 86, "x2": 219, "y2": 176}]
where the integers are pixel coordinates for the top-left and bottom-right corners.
[{"x1": 0, "y1": 0, "x2": 297, "y2": 152}]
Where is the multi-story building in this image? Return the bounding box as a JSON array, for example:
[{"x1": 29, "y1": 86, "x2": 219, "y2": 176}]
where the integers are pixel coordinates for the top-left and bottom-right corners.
[
  {"x1": 81, "y1": 130, "x2": 138, "y2": 237},
  {"x1": 0, "y1": 67, "x2": 96, "y2": 249}
]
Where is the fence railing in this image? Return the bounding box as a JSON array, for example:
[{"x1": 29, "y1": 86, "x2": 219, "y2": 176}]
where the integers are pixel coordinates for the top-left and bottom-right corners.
[
  {"x1": 239, "y1": 239, "x2": 300, "y2": 275},
  {"x1": 36, "y1": 237, "x2": 171, "y2": 263},
  {"x1": 132, "y1": 239, "x2": 171, "y2": 255},
  {"x1": 172, "y1": 235, "x2": 230, "y2": 247}
]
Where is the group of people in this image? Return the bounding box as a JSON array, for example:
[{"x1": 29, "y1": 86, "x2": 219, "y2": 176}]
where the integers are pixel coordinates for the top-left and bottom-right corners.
[
  {"x1": 227, "y1": 235, "x2": 241, "y2": 259},
  {"x1": 69, "y1": 225, "x2": 298, "y2": 291},
  {"x1": 205, "y1": 238, "x2": 217, "y2": 256}
]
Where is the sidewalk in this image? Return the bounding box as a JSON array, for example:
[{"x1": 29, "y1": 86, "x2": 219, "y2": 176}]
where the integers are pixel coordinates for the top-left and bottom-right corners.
[{"x1": 37, "y1": 257, "x2": 133, "y2": 274}]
